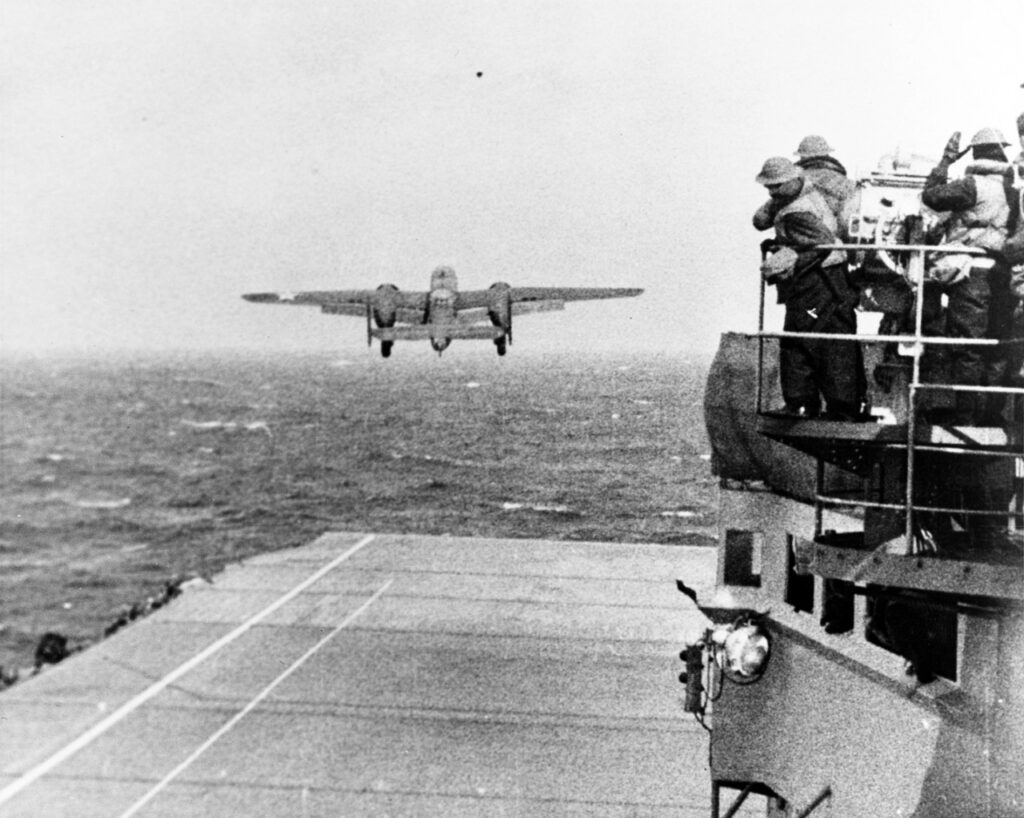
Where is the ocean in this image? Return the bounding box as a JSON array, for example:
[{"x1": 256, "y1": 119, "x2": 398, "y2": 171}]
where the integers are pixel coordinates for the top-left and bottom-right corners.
[{"x1": 0, "y1": 349, "x2": 713, "y2": 673}]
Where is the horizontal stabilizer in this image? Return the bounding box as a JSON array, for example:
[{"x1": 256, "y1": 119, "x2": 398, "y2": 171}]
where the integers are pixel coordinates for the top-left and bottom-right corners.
[
  {"x1": 396, "y1": 308, "x2": 426, "y2": 323},
  {"x1": 512, "y1": 300, "x2": 564, "y2": 315},
  {"x1": 455, "y1": 307, "x2": 490, "y2": 324},
  {"x1": 445, "y1": 325, "x2": 506, "y2": 340},
  {"x1": 371, "y1": 324, "x2": 505, "y2": 341},
  {"x1": 371, "y1": 326, "x2": 433, "y2": 341}
]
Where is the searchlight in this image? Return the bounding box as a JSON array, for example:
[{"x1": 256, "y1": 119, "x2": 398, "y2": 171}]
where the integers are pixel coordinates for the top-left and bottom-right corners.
[{"x1": 712, "y1": 617, "x2": 773, "y2": 685}]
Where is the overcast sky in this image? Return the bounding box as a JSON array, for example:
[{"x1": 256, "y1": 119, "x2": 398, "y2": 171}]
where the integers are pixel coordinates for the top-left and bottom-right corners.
[{"x1": 2, "y1": 0, "x2": 1022, "y2": 356}]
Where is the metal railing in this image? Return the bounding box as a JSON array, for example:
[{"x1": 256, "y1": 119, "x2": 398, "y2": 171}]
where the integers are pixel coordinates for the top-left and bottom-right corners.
[{"x1": 756, "y1": 243, "x2": 1024, "y2": 555}]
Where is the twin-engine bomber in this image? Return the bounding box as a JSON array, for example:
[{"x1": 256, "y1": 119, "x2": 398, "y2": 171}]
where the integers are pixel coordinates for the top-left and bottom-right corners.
[{"x1": 243, "y1": 265, "x2": 643, "y2": 357}]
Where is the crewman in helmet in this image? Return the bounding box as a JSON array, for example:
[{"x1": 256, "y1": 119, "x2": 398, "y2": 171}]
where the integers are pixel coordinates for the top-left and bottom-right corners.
[
  {"x1": 753, "y1": 156, "x2": 866, "y2": 420},
  {"x1": 922, "y1": 127, "x2": 1015, "y2": 425},
  {"x1": 1004, "y1": 114, "x2": 1024, "y2": 395},
  {"x1": 1005, "y1": 115, "x2": 1024, "y2": 282},
  {"x1": 1016, "y1": 112, "x2": 1024, "y2": 162},
  {"x1": 793, "y1": 135, "x2": 857, "y2": 230}
]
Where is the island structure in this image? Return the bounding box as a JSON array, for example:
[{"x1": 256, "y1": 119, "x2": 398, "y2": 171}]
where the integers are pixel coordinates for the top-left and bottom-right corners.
[{"x1": 685, "y1": 153, "x2": 1024, "y2": 817}]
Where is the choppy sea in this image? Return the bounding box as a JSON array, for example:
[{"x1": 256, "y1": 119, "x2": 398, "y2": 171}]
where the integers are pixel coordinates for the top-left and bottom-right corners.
[{"x1": 0, "y1": 349, "x2": 713, "y2": 672}]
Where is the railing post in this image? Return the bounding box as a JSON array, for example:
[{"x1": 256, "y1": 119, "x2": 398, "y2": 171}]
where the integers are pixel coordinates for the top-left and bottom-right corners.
[
  {"x1": 757, "y1": 268, "x2": 767, "y2": 415},
  {"x1": 815, "y1": 458, "x2": 824, "y2": 538},
  {"x1": 904, "y1": 249, "x2": 926, "y2": 554}
]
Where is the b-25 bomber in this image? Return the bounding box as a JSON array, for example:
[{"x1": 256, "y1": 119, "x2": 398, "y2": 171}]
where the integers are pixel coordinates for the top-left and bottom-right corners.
[{"x1": 243, "y1": 266, "x2": 643, "y2": 357}]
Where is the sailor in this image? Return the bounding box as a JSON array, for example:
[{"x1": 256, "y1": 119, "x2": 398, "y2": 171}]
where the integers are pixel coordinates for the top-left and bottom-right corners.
[
  {"x1": 922, "y1": 128, "x2": 1014, "y2": 425},
  {"x1": 793, "y1": 135, "x2": 857, "y2": 230},
  {"x1": 753, "y1": 156, "x2": 866, "y2": 420},
  {"x1": 1004, "y1": 114, "x2": 1024, "y2": 394}
]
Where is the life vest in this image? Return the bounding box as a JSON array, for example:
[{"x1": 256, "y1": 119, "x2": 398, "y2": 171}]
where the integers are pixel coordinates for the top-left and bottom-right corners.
[
  {"x1": 799, "y1": 158, "x2": 857, "y2": 223},
  {"x1": 943, "y1": 160, "x2": 1011, "y2": 252},
  {"x1": 772, "y1": 181, "x2": 846, "y2": 267},
  {"x1": 1004, "y1": 157, "x2": 1024, "y2": 266}
]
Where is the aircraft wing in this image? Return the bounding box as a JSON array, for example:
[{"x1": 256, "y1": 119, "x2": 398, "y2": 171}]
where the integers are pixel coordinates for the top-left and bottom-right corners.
[
  {"x1": 457, "y1": 286, "x2": 642, "y2": 310},
  {"x1": 510, "y1": 286, "x2": 643, "y2": 303},
  {"x1": 511, "y1": 300, "x2": 566, "y2": 315},
  {"x1": 242, "y1": 290, "x2": 428, "y2": 316}
]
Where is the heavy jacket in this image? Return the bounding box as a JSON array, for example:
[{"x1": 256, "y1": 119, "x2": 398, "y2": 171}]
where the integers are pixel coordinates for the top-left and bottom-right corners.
[
  {"x1": 922, "y1": 159, "x2": 1012, "y2": 252},
  {"x1": 754, "y1": 178, "x2": 846, "y2": 303},
  {"x1": 753, "y1": 179, "x2": 864, "y2": 415},
  {"x1": 796, "y1": 155, "x2": 857, "y2": 225},
  {"x1": 924, "y1": 158, "x2": 1017, "y2": 419},
  {"x1": 1004, "y1": 156, "x2": 1024, "y2": 269}
]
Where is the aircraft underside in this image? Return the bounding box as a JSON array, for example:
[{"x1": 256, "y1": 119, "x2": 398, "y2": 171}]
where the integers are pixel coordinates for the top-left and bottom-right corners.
[
  {"x1": 241, "y1": 267, "x2": 642, "y2": 359},
  {"x1": 370, "y1": 323, "x2": 508, "y2": 357}
]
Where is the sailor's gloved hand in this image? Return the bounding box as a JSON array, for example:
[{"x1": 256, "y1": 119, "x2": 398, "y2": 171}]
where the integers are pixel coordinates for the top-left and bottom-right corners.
[
  {"x1": 941, "y1": 131, "x2": 962, "y2": 164},
  {"x1": 760, "y1": 246, "x2": 798, "y2": 284}
]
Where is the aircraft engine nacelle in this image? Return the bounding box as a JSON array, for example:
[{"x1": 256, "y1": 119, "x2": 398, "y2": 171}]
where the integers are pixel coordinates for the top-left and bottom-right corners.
[
  {"x1": 487, "y1": 282, "x2": 512, "y2": 333},
  {"x1": 372, "y1": 283, "x2": 400, "y2": 327}
]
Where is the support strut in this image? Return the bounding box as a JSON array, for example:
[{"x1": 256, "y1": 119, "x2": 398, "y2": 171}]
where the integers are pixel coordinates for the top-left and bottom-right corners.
[{"x1": 793, "y1": 786, "x2": 832, "y2": 818}]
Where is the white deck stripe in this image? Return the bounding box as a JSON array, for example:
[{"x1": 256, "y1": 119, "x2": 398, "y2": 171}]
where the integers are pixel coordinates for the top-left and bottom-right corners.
[
  {"x1": 0, "y1": 533, "x2": 377, "y2": 807},
  {"x1": 118, "y1": 578, "x2": 393, "y2": 818}
]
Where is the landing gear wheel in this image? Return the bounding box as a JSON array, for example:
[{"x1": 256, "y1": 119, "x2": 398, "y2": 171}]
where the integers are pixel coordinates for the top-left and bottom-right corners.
[
  {"x1": 495, "y1": 337, "x2": 507, "y2": 356},
  {"x1": 380, "y1": 341, "x2": 393, "y2": 358}
]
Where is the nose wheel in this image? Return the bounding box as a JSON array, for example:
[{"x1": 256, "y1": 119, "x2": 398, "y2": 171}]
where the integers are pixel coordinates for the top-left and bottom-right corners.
[
  {"x1": 380, "y1": 341, "x2": 393, "y2": 358},
  {"x1": 495, "y1": 337, "x2": 507, "y2": 356}
]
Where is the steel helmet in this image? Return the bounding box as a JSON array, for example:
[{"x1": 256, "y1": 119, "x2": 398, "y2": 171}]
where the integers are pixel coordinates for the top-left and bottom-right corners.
[
  {"x1": 968, "y1": 127, "x2": 1011, "y2": 148},
  {"x1": 795, "y1": 135, "x2": 834, "y2": 158},
  {"x1": 755, "y1": 156, "x2": 803, "y2": 185}
]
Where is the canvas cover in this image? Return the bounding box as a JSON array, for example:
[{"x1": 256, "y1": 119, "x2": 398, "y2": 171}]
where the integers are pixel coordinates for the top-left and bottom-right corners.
[{"x1": 704, "y1": 332, "x2": 861, "y2": 501}]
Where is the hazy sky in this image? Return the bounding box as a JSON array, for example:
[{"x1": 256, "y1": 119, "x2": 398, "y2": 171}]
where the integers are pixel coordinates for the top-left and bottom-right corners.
[{"x1": 2, "y1": 1, "x2": 1022, "y2": 356}]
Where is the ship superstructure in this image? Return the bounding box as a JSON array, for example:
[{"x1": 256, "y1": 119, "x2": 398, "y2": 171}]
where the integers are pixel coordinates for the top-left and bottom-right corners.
[{"x1": 685, "y1": 155, "x2": 1024, "y2": 817}]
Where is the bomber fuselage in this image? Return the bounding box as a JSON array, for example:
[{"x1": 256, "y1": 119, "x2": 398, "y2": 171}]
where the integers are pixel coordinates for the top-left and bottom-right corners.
[{"x1": 427, "y1": 266, "x2": 459, "y2": 352}]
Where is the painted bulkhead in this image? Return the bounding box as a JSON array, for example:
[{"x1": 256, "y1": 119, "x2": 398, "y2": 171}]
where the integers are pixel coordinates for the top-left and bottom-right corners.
[{"x1": 694, "y1": 333, "x2": 1024, "y2": 817}]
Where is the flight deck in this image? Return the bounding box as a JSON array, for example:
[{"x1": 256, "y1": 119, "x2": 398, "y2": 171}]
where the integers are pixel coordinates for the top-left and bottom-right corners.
[{"x1": 0, "y1": 533, "x2": 740, "y2": 817}]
